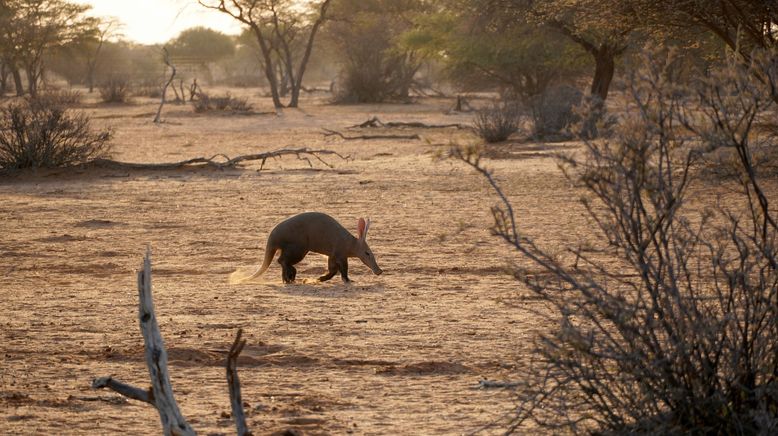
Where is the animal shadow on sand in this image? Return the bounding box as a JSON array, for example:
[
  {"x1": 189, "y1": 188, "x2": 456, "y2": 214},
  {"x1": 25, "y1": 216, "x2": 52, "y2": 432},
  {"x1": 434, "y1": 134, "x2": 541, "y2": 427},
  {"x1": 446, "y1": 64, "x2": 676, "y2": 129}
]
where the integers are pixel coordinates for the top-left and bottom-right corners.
[{"x1": 271, "y1": 279, "x2": 387, "y2": 298}]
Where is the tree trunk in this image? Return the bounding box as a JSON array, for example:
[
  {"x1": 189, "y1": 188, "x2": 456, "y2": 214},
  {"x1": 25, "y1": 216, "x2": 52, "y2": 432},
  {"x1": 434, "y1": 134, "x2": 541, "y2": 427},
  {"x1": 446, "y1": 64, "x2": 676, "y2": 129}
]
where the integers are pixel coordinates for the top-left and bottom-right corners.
[
  {"x1": 87, "y1": 66, "x2": 95, "y2": 93},
  {"x1": 590, "y1": 49, "x2": 615, "y2": 102},
  {"x1": 254, "y1": 26, "x2": 283, "y2": 109},
  {"x1": 288, "y1": 0, "x2": 331, "y2": 108},
  {"x1": 278, "y1": 63, "x2": 289, "y2": 98},
  {"x1": 26, "y1": 68, "x2": 37, "y2": 97},
  {"x1": 264, "y1": 60, "x2": 283, "y2": 109},
  {"x1": 249, "y1": 22, "x2": 283, "y2": 109},
  {"x1": 0, "y1": 63, "x2": 7, "y2": 95},
  {"x1": 12, "y1": 68, "x2": 24, "y2": 96}
]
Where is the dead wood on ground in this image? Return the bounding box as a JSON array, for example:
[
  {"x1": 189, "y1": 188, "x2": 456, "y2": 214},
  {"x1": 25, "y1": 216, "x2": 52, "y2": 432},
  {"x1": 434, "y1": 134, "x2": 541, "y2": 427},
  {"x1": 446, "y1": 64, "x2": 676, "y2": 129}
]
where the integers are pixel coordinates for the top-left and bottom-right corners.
[
  {"x1": 349, "y1": 116, "x2": 470, "y2": 130},
  {"x1": 322, "y1": 128, "x2": 420, "y2": 141},
  {"x1": 87, "y1": 148, "x2": 349, "y2": 171}
]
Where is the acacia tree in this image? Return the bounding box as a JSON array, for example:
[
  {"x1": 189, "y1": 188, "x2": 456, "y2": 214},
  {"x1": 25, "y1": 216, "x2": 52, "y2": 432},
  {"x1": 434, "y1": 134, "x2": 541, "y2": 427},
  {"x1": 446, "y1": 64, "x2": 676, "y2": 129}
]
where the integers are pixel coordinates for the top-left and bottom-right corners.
[
  {"x1": 409, "y1": 5, "x2": 588, "y2": 100},
  {"x1": 530, "y1": 0, "x2": 777, "y2": 103},
  {"x1": 325, "y1": 0, "x2": 431, "y2": 103},
  {"x1": 0, "y1": 1, "x2": 24, "y2": 96},
  {"x1": 0, "y1": 0, "x2": 95, "y2": 97},
  {"x1": 629, "y1": 0, "x2": 778, "y2": 102},
  {"x1": 633, "y1": 0, "x2": 777, "y2": 54},
  {"x1": 483, "y1": 0, "x2": 639, "y2": 103},
  {"x1": 169, "y1": 26, "x2": 236, "y2": 65},
  {"x1": 199, "y1": 0, "x2": 332, "y2": 108}
]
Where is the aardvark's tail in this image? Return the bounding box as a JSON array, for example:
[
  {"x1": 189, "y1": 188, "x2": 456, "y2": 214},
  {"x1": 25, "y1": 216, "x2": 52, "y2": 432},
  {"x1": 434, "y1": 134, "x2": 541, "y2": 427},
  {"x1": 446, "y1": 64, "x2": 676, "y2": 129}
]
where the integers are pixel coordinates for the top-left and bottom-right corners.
[{"x1": 229, "y1": 241, "x2": 277, "y2": 284}]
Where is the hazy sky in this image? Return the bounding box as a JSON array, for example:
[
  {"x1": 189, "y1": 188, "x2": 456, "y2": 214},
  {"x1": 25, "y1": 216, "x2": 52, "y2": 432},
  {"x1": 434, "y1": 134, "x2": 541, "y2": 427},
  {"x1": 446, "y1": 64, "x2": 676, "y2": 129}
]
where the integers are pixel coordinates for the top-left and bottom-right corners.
[{"x1": 80, "y1": 0, "x2": 244, "y2": 44}]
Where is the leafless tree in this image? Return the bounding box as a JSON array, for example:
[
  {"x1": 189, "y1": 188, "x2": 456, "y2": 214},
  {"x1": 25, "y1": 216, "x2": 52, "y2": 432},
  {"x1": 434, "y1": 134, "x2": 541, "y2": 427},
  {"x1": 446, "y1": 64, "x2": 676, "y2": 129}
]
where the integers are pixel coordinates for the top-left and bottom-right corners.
[
  {"x1": 83, "y1": 17, "x2": 121, "y2": 93},
  {"x1": 154, "y1": 47, "x2": 177, "y2": 124}
]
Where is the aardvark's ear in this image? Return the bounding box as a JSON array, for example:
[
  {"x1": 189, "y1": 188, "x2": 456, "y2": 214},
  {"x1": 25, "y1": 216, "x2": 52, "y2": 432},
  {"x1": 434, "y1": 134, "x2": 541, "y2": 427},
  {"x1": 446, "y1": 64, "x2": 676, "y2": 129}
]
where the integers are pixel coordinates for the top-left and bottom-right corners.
[{"x1": 358, "y1": 218, "x2": 366, "y2": 241}]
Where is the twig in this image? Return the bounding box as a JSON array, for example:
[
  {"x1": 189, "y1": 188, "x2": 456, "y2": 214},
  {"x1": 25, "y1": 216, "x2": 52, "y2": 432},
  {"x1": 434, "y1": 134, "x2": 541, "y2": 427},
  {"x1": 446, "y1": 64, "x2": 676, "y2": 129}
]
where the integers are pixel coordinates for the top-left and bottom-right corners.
[
  {"x1": 87, "y1": 148, "x2": 349, "y2": 171},
  {"x1": 477, "y1": 380, "x2": 520, "y2": 389},
  {"x1": 227, "y1": 329, "x2": 251, "y2": 436},
  {"x1": 322, "y1": 128, "x2": 420, "y2": 141},
  {"x1": 91, "y1": 377, "x2": 153, "y2": 404}
]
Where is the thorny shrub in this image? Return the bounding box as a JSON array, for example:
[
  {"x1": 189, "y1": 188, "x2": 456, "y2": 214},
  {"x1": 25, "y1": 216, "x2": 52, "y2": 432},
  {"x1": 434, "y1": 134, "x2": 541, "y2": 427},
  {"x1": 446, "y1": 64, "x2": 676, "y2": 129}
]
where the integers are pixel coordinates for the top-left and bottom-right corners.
[
  {"x1": 99, "y1": 76, "x2": 132, "y2": 103},
  {"x1": 27, "y1": 90, "x2": 82, "y2": 109},
  {"x1": 473, "y1": 102, "x2": 521, "y2": 143},
  {"x1": 455, "y1": 48, "x2": 778, "y2": 434},
  {"x1": 530, "y1": 84, "x2": 582, "y2": 139},
  {"x1": 192, "y1": 93, "x2": 252, "y2": 113},
  {"x1": 0, "y1": 101, "x2": 112, "y2": 170}
]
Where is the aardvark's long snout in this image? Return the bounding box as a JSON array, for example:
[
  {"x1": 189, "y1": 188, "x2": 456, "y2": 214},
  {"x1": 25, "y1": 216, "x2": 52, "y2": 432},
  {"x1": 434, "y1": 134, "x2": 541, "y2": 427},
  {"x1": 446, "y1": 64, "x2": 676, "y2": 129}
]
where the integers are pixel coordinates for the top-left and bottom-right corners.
[{"x1": 373, "y1": 267, "x2": 383, "y2": 275}]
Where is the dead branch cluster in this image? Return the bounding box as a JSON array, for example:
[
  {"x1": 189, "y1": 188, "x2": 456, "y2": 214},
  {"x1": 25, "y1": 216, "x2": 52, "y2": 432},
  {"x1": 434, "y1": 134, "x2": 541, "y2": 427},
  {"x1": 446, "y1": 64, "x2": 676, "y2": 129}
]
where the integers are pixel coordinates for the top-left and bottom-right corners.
[
  {"x1": 322, "y1": 116, "x2": 472, "y2": 141},
  {"x1": 88, "y1": 148, "x2": 348, "y2": 171},
  {"x1": 322, "y1": 128, "x2": 420, "y2": 141},
  {"x1": 349, "y1": 116, "x2": 469, "y2": 130},
  {"x1": 454, "y1": 48, "x2": 778, "y2": 433},
  {"x1": 93, "y1": 249, "x2": 251, "y2": 435}
]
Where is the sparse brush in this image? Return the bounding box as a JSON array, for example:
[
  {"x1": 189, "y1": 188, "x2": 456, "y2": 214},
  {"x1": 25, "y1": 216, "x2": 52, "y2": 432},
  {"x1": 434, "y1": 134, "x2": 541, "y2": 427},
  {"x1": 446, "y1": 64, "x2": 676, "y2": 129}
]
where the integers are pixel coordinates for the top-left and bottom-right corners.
[
  {"x1": 27, "y1": 90, "x2": 82, "y2": 109},
  {"x1": 473, "y1": 102, "x2": 521, "y2": 143},
  {"x1": 0, "y1": 101, "x2": 112, "y2": 170},
  {"x1": 455, "y1": 47, "x2": 778, "y2": 434},
  {"x1": 133, "y1": 86, "x2": 162, "y2": 99},
  {"x1": 99, "y1": 77, "x2": 132, "y2": 103},
  {"x1": 530, "y1": 85, "x2": 582, "y2": 139},
  {"x1": 192, "y1": 93, "x2": 252, "y2": 113}
]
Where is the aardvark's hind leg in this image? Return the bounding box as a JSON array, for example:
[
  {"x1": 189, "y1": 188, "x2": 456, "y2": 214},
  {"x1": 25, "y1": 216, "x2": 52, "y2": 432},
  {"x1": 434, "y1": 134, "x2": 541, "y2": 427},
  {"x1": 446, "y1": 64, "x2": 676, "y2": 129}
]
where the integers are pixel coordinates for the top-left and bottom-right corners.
[{"x1": 278, "y1": 244, "x2": 306, "y2": 283}]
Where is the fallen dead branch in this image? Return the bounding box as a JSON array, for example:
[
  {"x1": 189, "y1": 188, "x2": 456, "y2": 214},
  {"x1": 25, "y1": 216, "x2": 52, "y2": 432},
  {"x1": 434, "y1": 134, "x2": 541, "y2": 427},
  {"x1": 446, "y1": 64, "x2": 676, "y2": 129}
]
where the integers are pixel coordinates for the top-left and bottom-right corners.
[
  {"x1": 88, "y1": 148, "x2": 349, "y2": 171},
  {"x1": 322, "y1": 128, "x2": 420, "y2": 141},
  {"x1": 478, "y1": 380, "x2": 520, "y2": 389},
  {"x1": 92, "y1": 249, "x2": 255, "y2": 435},
  {"x1": 349, "y1": 116, "x2": 470, "y2": 130}
]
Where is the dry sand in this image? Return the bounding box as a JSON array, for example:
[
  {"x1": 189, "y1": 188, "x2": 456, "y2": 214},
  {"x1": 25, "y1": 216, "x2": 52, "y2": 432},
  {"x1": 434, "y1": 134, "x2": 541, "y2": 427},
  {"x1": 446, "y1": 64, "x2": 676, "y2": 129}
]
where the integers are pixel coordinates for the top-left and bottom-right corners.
[{"x1": 1, "y1": 92, "x2": 596, "y2": 435}]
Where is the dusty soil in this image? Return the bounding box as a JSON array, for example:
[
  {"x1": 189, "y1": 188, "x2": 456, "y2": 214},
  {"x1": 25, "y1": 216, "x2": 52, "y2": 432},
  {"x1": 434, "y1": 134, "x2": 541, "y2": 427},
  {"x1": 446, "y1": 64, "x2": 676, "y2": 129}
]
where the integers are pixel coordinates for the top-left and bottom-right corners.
[{"x1": 0, "y1": 91, "x2": 603, "y2": 435}]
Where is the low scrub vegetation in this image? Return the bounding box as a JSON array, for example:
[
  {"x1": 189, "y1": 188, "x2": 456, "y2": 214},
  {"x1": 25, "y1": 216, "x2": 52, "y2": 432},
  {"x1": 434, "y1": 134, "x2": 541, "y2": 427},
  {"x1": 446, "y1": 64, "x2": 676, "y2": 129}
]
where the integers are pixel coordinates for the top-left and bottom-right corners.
[
  {"x1": 27, "y1": 90, "x2": 82, "y2": 108},
  {"x1": 99, "y1": 77, "x2": 132, "y2": 103},
  {"x1": 473, "y1": 102, "x2": 521, "y2": 143},
  {"x1": 458, "y1": 48, "x2": 778, "y2": 434},
  {"x1": 530, "y1": 85, "x2": 582, "y2": 139},
  {"x1": 0, "y1": 101, "x2": 112, "y2": 170},
  {"x1": 192, "y1": 93, "x2": 252, "y2": 113}
]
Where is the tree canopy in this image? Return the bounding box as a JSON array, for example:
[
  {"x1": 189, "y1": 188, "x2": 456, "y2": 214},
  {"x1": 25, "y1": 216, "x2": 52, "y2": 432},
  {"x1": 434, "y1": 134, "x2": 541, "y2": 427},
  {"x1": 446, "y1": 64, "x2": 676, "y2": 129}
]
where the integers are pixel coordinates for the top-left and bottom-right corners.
[{"x1": 168, "y1": 26, "x2": 236, "y2": 64}]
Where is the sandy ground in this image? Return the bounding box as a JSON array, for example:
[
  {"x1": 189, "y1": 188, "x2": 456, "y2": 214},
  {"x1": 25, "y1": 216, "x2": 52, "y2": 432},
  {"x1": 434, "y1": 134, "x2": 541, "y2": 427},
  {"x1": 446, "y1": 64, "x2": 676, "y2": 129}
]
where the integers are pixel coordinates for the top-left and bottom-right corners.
[{"x1": 0, "y1": 91, "x2": 604, "y2": 435}]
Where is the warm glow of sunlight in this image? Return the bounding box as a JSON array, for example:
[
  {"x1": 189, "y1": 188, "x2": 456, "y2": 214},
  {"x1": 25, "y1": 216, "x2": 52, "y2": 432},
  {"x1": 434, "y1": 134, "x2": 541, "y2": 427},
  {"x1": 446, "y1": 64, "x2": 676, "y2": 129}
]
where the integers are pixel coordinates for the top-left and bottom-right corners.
[{"x1": 79, "y1": 0, "x2": 243, "y2": 44}]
